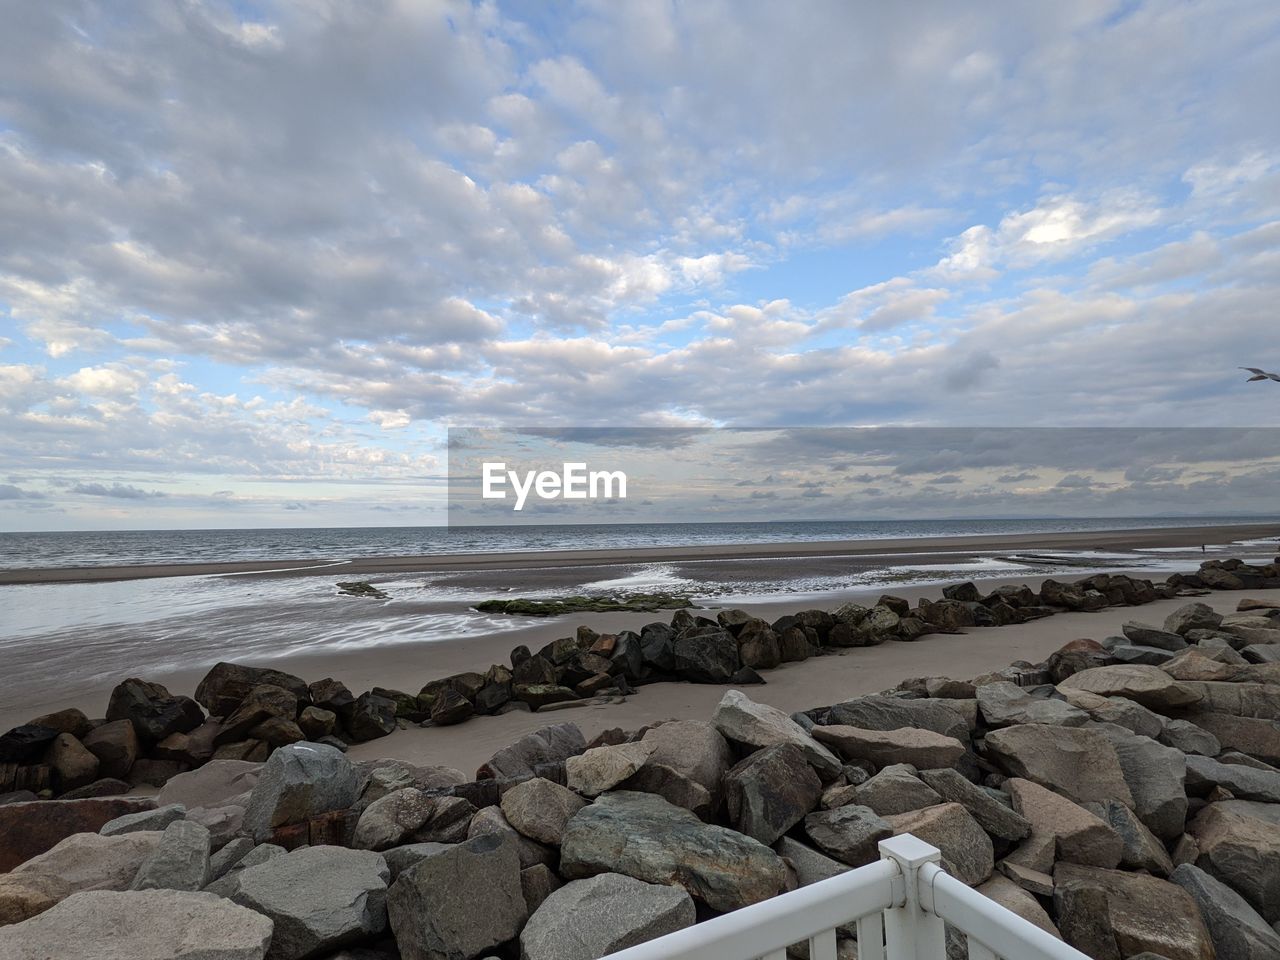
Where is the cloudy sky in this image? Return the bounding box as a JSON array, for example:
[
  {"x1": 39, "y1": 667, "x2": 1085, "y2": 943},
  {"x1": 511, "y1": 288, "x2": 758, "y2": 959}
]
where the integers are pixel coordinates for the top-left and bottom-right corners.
[{"x1": 1, "y1": 1, "x2": 1279, "y2": 530}]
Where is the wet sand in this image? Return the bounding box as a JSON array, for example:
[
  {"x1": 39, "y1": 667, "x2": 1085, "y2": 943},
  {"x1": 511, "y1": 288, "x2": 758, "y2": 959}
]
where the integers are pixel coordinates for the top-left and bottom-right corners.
[{"x1": 2, "y1": 521, "x2": 1276, "y2": 585}]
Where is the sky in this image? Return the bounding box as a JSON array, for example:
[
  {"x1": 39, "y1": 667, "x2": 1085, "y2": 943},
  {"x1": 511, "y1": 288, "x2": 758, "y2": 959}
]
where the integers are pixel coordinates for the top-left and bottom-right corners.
[{"x1": 1, "y1": 0, "x2": 1279, "y2": 530}]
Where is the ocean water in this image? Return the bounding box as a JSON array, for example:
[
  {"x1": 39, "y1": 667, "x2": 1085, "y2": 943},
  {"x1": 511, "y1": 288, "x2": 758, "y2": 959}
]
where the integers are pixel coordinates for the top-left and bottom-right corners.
[{"x1": 2, "y1": 515, "x2": 1277, "y2": 569}]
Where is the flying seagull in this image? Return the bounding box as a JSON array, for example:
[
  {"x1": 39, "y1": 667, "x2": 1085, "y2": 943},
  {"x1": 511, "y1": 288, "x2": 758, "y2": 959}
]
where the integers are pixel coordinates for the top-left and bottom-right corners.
[{"x1": 1240, "y1": 367, "x2": 1280, "y2": 382}]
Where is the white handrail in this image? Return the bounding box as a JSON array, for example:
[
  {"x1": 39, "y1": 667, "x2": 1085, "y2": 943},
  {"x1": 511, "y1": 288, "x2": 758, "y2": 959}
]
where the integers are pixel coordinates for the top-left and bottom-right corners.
[{"x1": 601, "y1": 834, "x2": 1091, "y2": 960}]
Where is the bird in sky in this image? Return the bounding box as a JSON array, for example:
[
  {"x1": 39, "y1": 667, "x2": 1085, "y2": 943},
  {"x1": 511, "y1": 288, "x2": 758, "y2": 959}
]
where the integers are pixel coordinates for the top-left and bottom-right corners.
[{"x1": 1240, "y1": 367, "x2": 1280, "y2": 382}]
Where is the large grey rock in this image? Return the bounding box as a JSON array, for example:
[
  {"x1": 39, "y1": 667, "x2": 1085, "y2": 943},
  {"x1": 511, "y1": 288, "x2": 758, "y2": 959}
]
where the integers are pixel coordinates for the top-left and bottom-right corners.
[
  {"x1": 1171, "y1": 863, "x2": 1280, "y2": 960},
  {"x1": 1005, "y1": 779, "x2": 1123, "y2": 868},
  {"x1": 566, "y1": 742, "x2": 657, "y2": 798},
  {"x1": 231, "y1": 845, "x2": 389, "y2": 960},
  {"x1": 519, "y1": 873, "x2": 695, "y2": 960},
  {"x1": 12, "y1": 832, "x2": 164, "y2": 894},
  {"x1": 723, "y1": 743, "x2": 822, "y2": 844},
  {"x1": 976, "y1": 683, "x2": 1089, "y2": 728},
  {"x1": 560, "y1": 791, "x2": 788, "y2": 912},
  {"x1": 207, "y1": 837, "x2": 255, "y2": 883},
  {"x1": 131, "y1": 820, "x2": 211, "y2": 892},
  {"x1": 0, "y1": 889, "x2": 273, "y2": 959},
  {"x1": 380, "y1": 842, "x2": 454, "y2": 882},
  {"x1": 638, "y1": 720, "x2": 733, "y2": 797},
  {"x1": 1059, "y1": 664, "x2": 1203, "y2": 710},
  {"x1": 1087, "y1": 799, "x2": 1174, "y2": 876},
  {"x1": 812, "y1": 725, "x2": 966, "y2": 769},
  {"x1": 884, "y1": 803, "x2": 993, "y2": 886},
  {"x1": 1189, "y1": 802, "x2": 1280, "y2": 922},
  {"x1": 1122, "y1": 621, "x2": 1189, "y2": 651},
  {"x1": 1186, "y1": 754, "x2": 1280, "y2": 802},
  {"x1": 101, "y1": 803, "x2": 187, "y2": 836},
  {"x1": 1165, "y1": 602, "x2": 1224, "y2": 636},
  {"x1": 1054, "y1": 863, "x2": 1214, "y2": 960},
  {"x1": 467, "y1": 806, "x2": 553, "y2": 870},
  {"x1": 826, "y1": 696, "x2": 969, "y2": 740},
  {"x1": 974, "y1": 874, "x2": 1060, "y2": 939},
  {"x1": 477, "y1": 723, "x2": 586, "y2": 780},
  {"x1": 241, "y1": 742, "x2": 361, "y2": 842},
  {"x1": 1160, "y1": 718, "x2": 1221, "y2": 756},
  {"x1": 387, "y1": 833, "x2": 527, "y2": 960},
  {"x1": 1091, "y1": 725, "x2": 1187, "y2": 839},
  {"x1": 202, "y1": 843, "x2": 285, "y2": 899},
  {"x1": 713, "y1": 690, "x2": 841, "y2": 779},
  {"x1": 803, "y1": 804, "x2": 893, "y2": 867},
  {"x1": 853, "y1": 765, "x2": 941, "y2": 816},
  {"x1": 984, "y1": 723, "x2": 1133, "y2": 807},
  {"x1": 501, "y1": 777, "x2": 587, "y2": 845},
  {"x1": 1059, "y1": 687, "x2": 1167, "y2": 739},
  {"x1": 1182, "y1": 711, "x2": 1280, "y2": 765},
  {"x1": 1179, "y1": 682, "x2": 1280, "y2": 721},
  {"x1": 918, "y1": 768, "x2": 1029, "y2": 842},
  {"x1": 352, "y1": 788, "x2": 473, "y2": 850},
  {"x1": 158, "y1": 761, "x2": 262, "y2": 809}
]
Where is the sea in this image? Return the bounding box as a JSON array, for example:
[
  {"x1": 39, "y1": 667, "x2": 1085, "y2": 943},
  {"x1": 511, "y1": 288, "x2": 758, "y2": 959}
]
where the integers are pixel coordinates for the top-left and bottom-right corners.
[{"x1": 1, "y1": 516, "x2": 1277, "y2": 727}]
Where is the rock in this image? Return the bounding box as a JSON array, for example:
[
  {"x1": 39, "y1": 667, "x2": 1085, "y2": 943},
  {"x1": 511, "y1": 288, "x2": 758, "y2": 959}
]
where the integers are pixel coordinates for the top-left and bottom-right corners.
[
  {"x1": 713, "y1": 690, "x2": 841, "y2": 779},
  {"x1": 467, "y1": 806, "x2": 553, "y2": 870},
  {"x1": 106, "y1": 678, "x2": 205, "y2": 742},
  {"x1": 672, "y1": 627, "x2": 740, "y2": 682},
  {"x1": 884, "y1": 803, "x2": 993, "y2": 885},
  {"x1": 58, "y1": 778, "x2": 131, "y2": 799},
  {"x1": 1164, "y1": 681, "x2": 1279, "y2": 720},
  {"x1": 501, "y1": 777, "x2": 587, "y2": 845},
  {"x1": 0, "y1": 796, "x2": 156, "y2": 871},
  {"x1": 1089, "y1": 799, "x2": 1174, "y2": 876},
  {"x1": 1171, "y1": 863, "x2": 1280, "y2": 960},
  {"x1": 566, "y1": 741, "x2": 657, "y2": 798},
  {"x1": 247, "y1": 716, "x2": 305, "y2": 749},
  {"x1": 1122, "y1": 621, "x2": 1189, "y2": 651},
  {"x1": 207, "y1": 837, "x2": 254, "y2": 882},
  {"x1": 1186, "y1": 754, "x2": 1280, "y2": 802},
  {"x1": 346, "y1": 692, "x2": 398, "y2": 741},
  {"x1": 25, "y1": 708, "x2": 92, "y2": 739},
  {"x1": 520, "y1": 863, "x2": 562, "y2": 914},
  {"x1": 0, "y1": 725, "x2": 59, "y2": 763},
  {"x1": 44, "y1": 733, "x2": 100, "y2": 792},
  {"x1": 803, "y1": 804, "x2": 893, "y2": 867},
  {"x1": 1059, "y1": 664, "x2": 1202, "y2": 710},
  {"x1": 519, "y1": 873, "x2": 696, "y2": 960},
  {"x1": 984, "y1": 723, "x2": 1133, "y2": 807},
  {"x1": 1005, "y1": 778, "x2": 1123, "y2": 868},
  {"x1": 811, "y1": 725, "x2": 967, "y2": 770},
  {"x1": 1190, "y1": 801, "x2": 1280, "y2": 921},
  {"x1": 477, "y1": 723, "x2": 586, "y2": 780},
  {"x1": 353, "y1": 789, "x2": 474, "y2": 850},
  {"x1": 560, "y1": 791, "x2": 788, "y2": 911},
  {"x1": 1166, "y1": 602, "x2": 1225, "y2": 636},
  {"x1": 853, "y1": 765, "x2": 941, "y2": 816},
  {"x1": 128, "y1": 758, "x2": 189, "y2": 788},
  {"x1": 158, "y1": 760, "x2": 262, "y2": 809},
  {"x1": 387, "y1": 834, "x2": 526, "y2": 960},
  {"x1": 997, "y1": 860, "x2": 1054, "y2": 897},
  {"x1": 429, "y1": 688, "x2": 474, "y2": 726},
  {"x1": 82, "y1": 720, "x2": 140, "y2": 780},
  {"x1": 825, "y1": 696, "x2": 969, "y2": 741},
  {"x1": 380, "y1": 842, "x2": 454, "y2": 882},
  {"x1": 1057, "y1": 687, "x2": 1167, "y2": 738},
  {"x1": 737, "y1": 619, "x2": 782, "y2": 671},
  {"x1": 131, "y1": 820, "x2": 211, "y2": 892},
  {"x1": 974, "y1": 873, "x2": 1060, "y2": 938},
  {"x1": 195, "y1": 661, "x2": 309, "y2": 717},
  {"x1": 638, "y1": 720, "x2": 733, "y2": 801},
  {"x1": 11, "y1": 832, "x2": 163, "y2": 894},
  {"x1": 1160, "y1": 718, "x2": 1221, "y2": 756},
  {"x1": 231, "y1": 846, "x2": 389, "y2": 960},
  {"x1": 0, "y1": 889, "x2": 273, "y2": 959},
  {"x1": 976, "y1": 683, "x2": 1089, "y2": 728},
  {"x1": 202, "y1": 843, "x2": 285, "y2": 899},
  {"x1": 241, "y1": 742, "x2": 361, "y2": 842},
  {"x1": 309, "y1": 678, "x2": 355, "y2": 715},
  {"x1": 1091, "y1": 725, "x2": 1188, "y2": 839},
  {"x1": 0, "y1": 871, "x2": 71, "y2": 926},
  {"x1": 1054, "y1": 863, "x2": 1214, "y2": 960},
  {"x1": 918, "y1": 769, "x2": 1030, "y2": 842},
  {"x1": 101, "y1": 803, "x2": 187, "y2": 836},
  {"x1": 723, "y1": 743, "x2": 822, "y2": 844}
]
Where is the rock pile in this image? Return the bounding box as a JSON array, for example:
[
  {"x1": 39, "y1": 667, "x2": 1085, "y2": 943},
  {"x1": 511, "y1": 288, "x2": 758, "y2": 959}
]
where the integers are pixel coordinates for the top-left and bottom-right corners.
[{"x1": 1, "y1": 584, "x2": 1279, "y2": 958}]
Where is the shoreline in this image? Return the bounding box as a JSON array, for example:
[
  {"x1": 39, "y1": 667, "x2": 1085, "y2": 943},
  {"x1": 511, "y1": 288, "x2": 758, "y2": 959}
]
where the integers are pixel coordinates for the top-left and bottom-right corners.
[{"x1": 2, "y1": 520, "x2": 1277, "y2": 585}]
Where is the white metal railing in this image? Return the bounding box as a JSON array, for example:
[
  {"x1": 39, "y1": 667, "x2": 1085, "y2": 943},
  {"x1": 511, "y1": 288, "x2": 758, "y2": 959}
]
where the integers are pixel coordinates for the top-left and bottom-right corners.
[{"x1": 603, "y1": 834, "x2": 1088, "y2": 960}]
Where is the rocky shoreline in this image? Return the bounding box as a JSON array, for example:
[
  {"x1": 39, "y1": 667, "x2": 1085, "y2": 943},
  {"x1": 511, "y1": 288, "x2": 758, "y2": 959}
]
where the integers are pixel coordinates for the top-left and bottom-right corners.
[{"x1": 0, "y1": 555, "x2": 1279, "y2": 958}]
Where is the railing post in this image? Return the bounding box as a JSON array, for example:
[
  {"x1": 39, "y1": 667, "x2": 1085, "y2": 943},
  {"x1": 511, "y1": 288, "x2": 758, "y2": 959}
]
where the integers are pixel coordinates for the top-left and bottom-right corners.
[{"x1": 879, "y1": 835, "x2": 947, "y2": 960}]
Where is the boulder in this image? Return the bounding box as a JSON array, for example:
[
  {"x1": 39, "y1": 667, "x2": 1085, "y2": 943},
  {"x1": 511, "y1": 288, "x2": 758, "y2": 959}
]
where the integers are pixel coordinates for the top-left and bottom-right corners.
[
  {"x1": 43, "y1": 733, "x2": 100, "y2": 793},
  {"x1": 429, "y1": 688, "x2": 474, "y2": 726},
  {"x1": 976, "y1": 683, "x2": 1089, "y2": 728},
  {"x1": 231, "y1": 845, "x2": 389, "y2": 960},
  {"x1": 353, "y1": 788, "x2": 475, "y2": 850},
  {"x1": 501, "y1": 777, "x2": 587, "y2": 845},
  {"x1": 1053, "y1": 863, "x2": 1214, "y2": 960},
  {"x1": 673, "y1": 628, "x2": 740, "y2": 683},
  {"x1": 521, "y1": 863, "x2": 562, "y2": 915},
  {"x1": 1182, "y1": 712, "x2": 1280, "y2": 765},
  {"x1": 387, "y1": 834, "x2": 526, "y2": 960},
  {"x1": 241, "y1": 742, "x2": 361, "y2": 842},
  {"x1": 24, "y1": 708, "x2": 92, "y2": 739},
  {"x1": 1165, "y1": 602, "x2": 1225, "y2": 636},
  {"x1": 346, "y1": 692, "x2": 398, "y2": 742},
  {"x1": 1170, "y1": 863, "x2": 1280, "y2": 960},
  {"x1": 853, "y1": 765, "x2": 941, "y2": 816},
  {"x1": 1159, "y1": 718, "x2": 1221, "y2": 756},
  {"x1": 82, "y1": 720, "x2": 140, "y2": 780},
  {"x1": 519, "y1": 873, "x2": 696, "y2": 960},
  {"x1": 1176, "y1": 681, "x2": 1280, "y2": 720},
  {"x1": 1091, "y1": 725, "x2": 1188, "y2": 839},
  {"x1": 130, "y1": 820, "x2": 211, "y2": 892},
  {"x1": 812, "y1": 725, "x2": 966, "y2": 770},
  {"x1": 737, "y1": 620, "x2": 782, "y2": 671},
  {"x1": 0, "y1": 724, "x2": 59, "y2": 763},
  {"x1": 201, "y1": 843, "x2": 285, "y2": 899},
  {"x1": 974, "y1": 874, "x2": 1060, "y2": 939},
  {"x1": 713, "y1": 690, "x2": 841, "y2": 779},
  {"x1": 825, "y1": 696, "x2": 969, "y2": 741},
  {"x1": 101, "y1": 803, "x2": 187, "y2": 836},
  {"x1": 1059, "y1": 664, "x2": 1202, "y2": 710},
  {"x1": 723, "y1": 743, "x2": 822, "y2": 844},
  {"x1": 1186, "y1": 754, "x2": 1280, "y2": 802},
  {"x1": 1121, "y1": 621, "x2": 1189, "y2": 651},
  {"x1": 11, "y1": 832, "x2": 164, "y2": 894},
  {"x1": 566, "y1": 741, "x2": 657, "y2": 798},
  {"x1": 1188, "y1": 803, "x2": 1280, "y2": 922},
  {"x1": 983, "y1": 723, "x2": 1133, "y2": 807},
  {"x1": 380, "y1": 841, "x2": 454, "y2": 882},
  {"x1": 803, "y1": 804, "x2": 893, "y2": 867},
  {"x1": 157, "y1": 760, "x2": 262, "y2": 810},
  {"x1": 0, "y1": 872, "x2": 70, "y2": 926},
  {"x1": 297, "y1": 706, "x2": 336, "y2": 740},
  {"x1": 477, "y1": 723, "x2": 586, "y2": 780},
  {"x1": 207, "y1": 837, "x2": 255, "y2": 883},
  {"x1": 195, "y1": 662, "x2": 308, "y2": 717},
  {"x1": 467, "y1": 806, "x2": 553, "y2": 870},
  {"x1": 1005, "y1": 779, "x2": 1123, "y2": 868},
  {"x1": 106, "y1": 678, "x2": 205, "y2": 743},
  {"x1": 560, "y1": 791, "x2": 788, "y2": 911},
  {"x1": 638, "y1": 720, "x2": 734, "y2": 801},
  {"x1": 0, "y1": 889, "x2": 273, "y2": 959},
  {"x1": 1088, "y1": 799, "x2": 1174, "y2": 876},
  {"x1": 884, "y1": 803, "x2": 993, "y2": 885},
  {"x1": 0, "y1": 796, "x2": 156, "y2": 871},
  {"x1": 918, "y1": 769, "x2": 1030, "y2": 842},
  {"x1": 308, "y1": 678, "x2": 355, "y2": 714}
]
